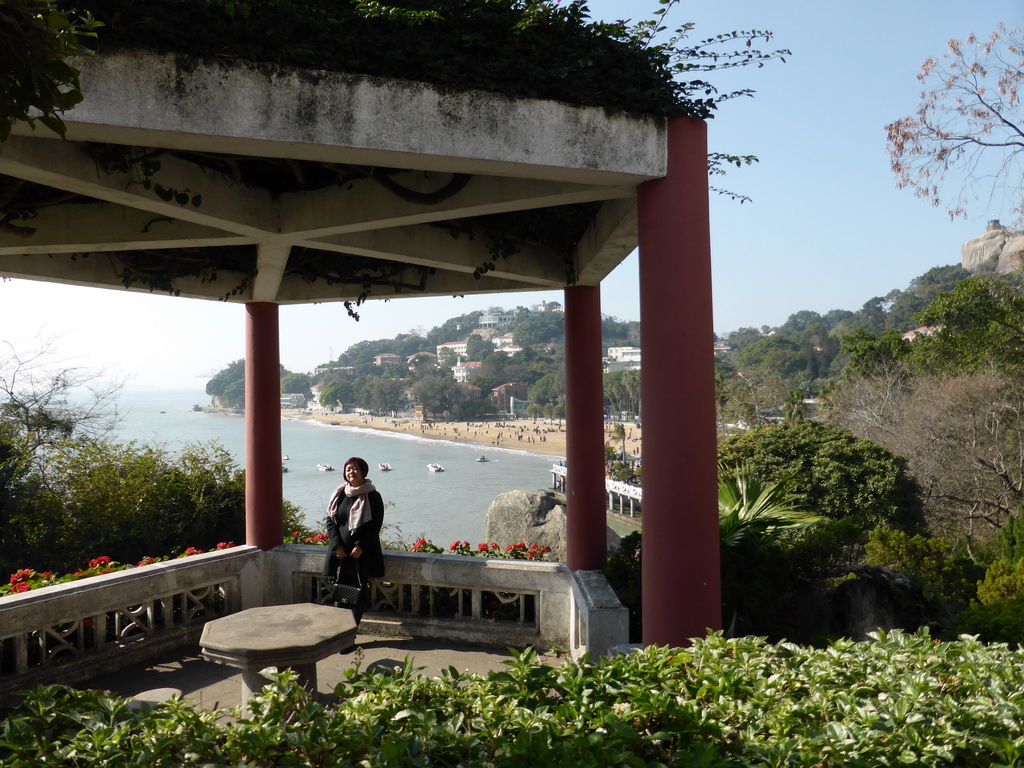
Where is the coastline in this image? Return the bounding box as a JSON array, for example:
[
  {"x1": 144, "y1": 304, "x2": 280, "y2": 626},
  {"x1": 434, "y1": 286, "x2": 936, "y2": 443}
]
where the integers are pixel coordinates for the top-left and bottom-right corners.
[{"x1": 286, "y1": 411, "x2": 643, "y2": 460}]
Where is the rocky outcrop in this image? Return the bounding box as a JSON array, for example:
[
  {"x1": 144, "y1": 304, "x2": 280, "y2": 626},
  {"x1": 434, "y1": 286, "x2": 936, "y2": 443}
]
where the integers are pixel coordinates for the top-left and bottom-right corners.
[
  {"x1": 485, "y1": 490, "x2": 568, "y2": 560},
  {"x1": 483, "y1": 490, "x2": 624, "y2": 562},
  {"x1": 961, "y1": 220, "x2": 1024, "y2": 274}
]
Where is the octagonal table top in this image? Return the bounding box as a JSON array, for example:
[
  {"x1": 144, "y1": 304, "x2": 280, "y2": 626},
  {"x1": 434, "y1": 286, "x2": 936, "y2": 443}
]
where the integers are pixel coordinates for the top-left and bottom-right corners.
[{"x1": 200, "y1": 603, "x2": 357, "y2": 668}]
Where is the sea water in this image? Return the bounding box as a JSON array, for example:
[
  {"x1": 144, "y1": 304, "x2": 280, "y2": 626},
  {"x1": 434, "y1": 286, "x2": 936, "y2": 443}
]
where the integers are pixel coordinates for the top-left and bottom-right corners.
[{"x1": 107, "y1": 387, "x2": 561, "y2": 545}]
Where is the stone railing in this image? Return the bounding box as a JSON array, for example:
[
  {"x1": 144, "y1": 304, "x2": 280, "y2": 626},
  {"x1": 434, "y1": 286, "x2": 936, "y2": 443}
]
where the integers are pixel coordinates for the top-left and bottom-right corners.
[
  {"x1": 0, "y1": 546, "x2": 264, "y2": 707},
  {"x1": 1, "y1": 544, "x2": 627, "y2": 705},
  {"x1": 269, "y1": 545, "x2": 579, "y2": 652}
]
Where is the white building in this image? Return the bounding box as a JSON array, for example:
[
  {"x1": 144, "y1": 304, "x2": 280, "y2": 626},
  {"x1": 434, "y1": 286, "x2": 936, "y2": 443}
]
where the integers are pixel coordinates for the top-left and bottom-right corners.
[
  {"x1": 436, "y1": 340, "x2": 469, "y2": 358},
  {"x1": 478, "y1": 311, "x2": 516, "y2": 329},
  {"x1": 604, "y1": 346, "x2": 641, "y2": 373}
]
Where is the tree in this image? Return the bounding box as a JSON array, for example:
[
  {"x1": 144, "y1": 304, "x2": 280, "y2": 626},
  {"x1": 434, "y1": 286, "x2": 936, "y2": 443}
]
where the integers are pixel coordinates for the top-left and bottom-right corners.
[
  {"x1": 886, "y1": 25, "x2": 1024, "y2": 225},
  {"x1": 465, "y1": 334, "x2": 494, "y2": 362},
  {"x1": 413, "y1": 372, "x2": 463, "y2": 420},
  {"x1": 0, "y1": 0, "x2": 102, "y2": 141},
  {"x1": 280, "y1": 372, "x2": 311, "y2": 395},
  {"x1": 717, "y1": 420, "x2": 924, "y2": 533},
  {"x1": 0, "y1": 338, "x2": 121, "y2": 457},
  {"x1": 319, "y1": 379, "x2": 353, "y2": 408},
  {"x1": 913, "y1": 275, "x2": 1024, "y2": 374},
  {"x1": 829, "y1": 371, "x2": 1024, "y2": 547}
]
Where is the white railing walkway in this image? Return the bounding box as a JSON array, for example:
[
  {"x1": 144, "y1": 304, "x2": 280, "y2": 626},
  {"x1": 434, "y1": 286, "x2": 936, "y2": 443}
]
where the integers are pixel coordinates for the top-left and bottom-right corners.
[
  {"x1": 0, "y1": 545, "x2": 626, "y2": 707},
  {"x1": 551, "y1": 464, "x2": 642, "y2": 518}
]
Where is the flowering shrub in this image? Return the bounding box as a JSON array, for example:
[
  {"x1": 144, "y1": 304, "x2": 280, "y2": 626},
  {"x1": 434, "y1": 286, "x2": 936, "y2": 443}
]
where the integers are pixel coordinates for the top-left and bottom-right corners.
[
  {"x1": 410, "y1": 539, "x2": 552, "y2": 561},
  {"x1": 285, "y1": 530, "x2": 329, "y2": 546},
  {"x1": 0, "y1": 543, "x2": 235, "y2": 597}
]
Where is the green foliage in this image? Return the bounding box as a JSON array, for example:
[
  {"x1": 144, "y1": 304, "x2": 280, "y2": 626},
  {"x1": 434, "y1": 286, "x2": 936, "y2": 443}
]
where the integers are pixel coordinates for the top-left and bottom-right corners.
[
  {"x1": 0, "y1": 0, "x2": 102, "y2": 141},
  {"x1": 280, "y1": 372, "x2": 311, "y2": 395},
  {"x1": 865, "y1": 527, "x2": 983, "y2": 605},
  {"x1": 204, "y1": 358, "x2": 245, "y2": 404},
  {"x1": 913, "y1": 275, "x2": 1024, "y2": 374},
  {"x1": 78, "y1": 0, "x2": 785, "y2": 121},
  {"x1": 777, "y1": 518, "x2": 867, "y2": 575},
  {"x1": 13, "y1": 632, "x2": 1024, "y2": 766},
  {"x1": 840, "y1": 327, "x2": 912, "y2": 378},
  {"x1": 0, "y1": 439, "x2": 251, "y2": 573},
  {"x1": 949, "y1": 594, "x2": 1024, "y2": 646},
  {"x1": 718, "y1": 420, "x2": 925, "y2": 533},
  {"x1": 717, "y1": 461, "x2": 822, "y2": 551},
  {"x1": 976, "y1": 558, "x2": 1024, "y2": 606},
  {"x1": 992, "y1": 508, "x2": 1024, "y2": 563}
]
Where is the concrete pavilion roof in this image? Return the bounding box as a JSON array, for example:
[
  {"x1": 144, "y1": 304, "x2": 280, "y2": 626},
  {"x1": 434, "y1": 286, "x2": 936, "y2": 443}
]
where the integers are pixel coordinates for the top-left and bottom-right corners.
[{"x1": 0, "y1": 51, "x2": 667, "y2": 307}]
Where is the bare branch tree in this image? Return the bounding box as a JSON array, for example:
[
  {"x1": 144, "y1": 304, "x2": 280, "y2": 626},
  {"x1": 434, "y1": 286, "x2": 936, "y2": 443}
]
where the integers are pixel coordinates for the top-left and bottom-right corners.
[
  {"x1": 0, "y1": 337, "x2": 124, "y2": 457},
  {"x1": 886, "y1": 24, "x2": 1024, "y2": 225}
]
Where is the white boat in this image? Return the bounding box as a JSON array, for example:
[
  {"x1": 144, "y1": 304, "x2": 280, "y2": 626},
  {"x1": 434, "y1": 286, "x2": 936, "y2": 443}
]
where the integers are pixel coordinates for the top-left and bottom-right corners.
[
  {"x1": 378, "y1": 463, "x2": 393, "y2": 472},
  {"x1": 475, "y1": 455, "x2": 489, "y2": 463},
  {"x1": 316, "y1": 463, "x2": 335, "y2": 472},
  {"x1": 427, "y1": 463, "x2": 445, "y2": 473},
  {"x1": 282, "y1": 454, "x2": 290, "y2": 461}
]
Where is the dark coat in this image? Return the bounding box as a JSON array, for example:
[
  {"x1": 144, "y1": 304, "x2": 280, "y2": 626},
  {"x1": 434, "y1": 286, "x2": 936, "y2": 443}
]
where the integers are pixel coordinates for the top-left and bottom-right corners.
[{"x1": 322, "y1": 486, "x2": 385, "y2": 579}]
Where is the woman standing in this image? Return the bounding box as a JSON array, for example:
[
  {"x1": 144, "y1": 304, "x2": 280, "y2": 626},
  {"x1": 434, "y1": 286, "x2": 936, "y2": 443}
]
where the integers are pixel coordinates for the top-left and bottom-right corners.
[{"x1": 323, "y1": 456, "x2": 385, "y2": 625}]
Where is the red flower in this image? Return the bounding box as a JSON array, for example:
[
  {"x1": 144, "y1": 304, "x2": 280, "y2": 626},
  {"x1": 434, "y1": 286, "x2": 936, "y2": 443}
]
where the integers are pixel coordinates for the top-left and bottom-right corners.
[
  {"x1": 88, "y1": 556, "x2": 111, "y2": 569},
  {"x1": 215, "y1": 541, "x2": 234, "y2": 550},
  {"x1": 477, "y1": 543, "x2": 490, "y2": 552},
  {"x1": 11, "y1": 582, "x2": 29, "y2": 593}
]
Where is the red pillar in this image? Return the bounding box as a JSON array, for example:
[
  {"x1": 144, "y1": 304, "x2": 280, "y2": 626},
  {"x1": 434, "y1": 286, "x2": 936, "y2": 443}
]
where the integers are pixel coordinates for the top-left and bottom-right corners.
[
  {"x1": 637, "y1": 117, "x2": 720, "y2": 645},
  {"x1": 563, "y1": 284, "x2": 606, "y2": 571},
  {"x1": 245, "y1": 302, "x2": 283, "y2": 550}
]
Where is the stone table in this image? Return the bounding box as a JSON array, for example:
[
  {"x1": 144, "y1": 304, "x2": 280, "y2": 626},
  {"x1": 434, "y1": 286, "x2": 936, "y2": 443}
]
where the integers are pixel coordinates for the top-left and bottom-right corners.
[{"x1": 200, "y1": 603, "x2": 357, "y2": 710}]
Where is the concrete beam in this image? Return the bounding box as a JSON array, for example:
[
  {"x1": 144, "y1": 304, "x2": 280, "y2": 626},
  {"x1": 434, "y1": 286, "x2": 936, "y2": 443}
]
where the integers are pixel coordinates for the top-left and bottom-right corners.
[
  {"x1": 0, "y1": 135, "x2": 280, "y2": 238},
  {"x1": 313, "y1": 225, "x2": 567, "y2": 287},
  {"x1": 45, "y1": 52, "x2": 666, "y2": 186},
  {"x1": 0, "y1": 203, "x2": 250, "y2": 255},
  {"x1": 279, "y1": 173, "x2": 634, "y2": 238}
]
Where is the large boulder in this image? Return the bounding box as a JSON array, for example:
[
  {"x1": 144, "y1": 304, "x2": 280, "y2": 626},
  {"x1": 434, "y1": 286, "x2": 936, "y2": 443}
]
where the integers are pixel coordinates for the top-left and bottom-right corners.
[
  {"x1": 485, "y1": 490, "x2": 568, "y2": 560},
  {"x1": 961, "y1": 219, "x2": 1024, "y2": 274}
]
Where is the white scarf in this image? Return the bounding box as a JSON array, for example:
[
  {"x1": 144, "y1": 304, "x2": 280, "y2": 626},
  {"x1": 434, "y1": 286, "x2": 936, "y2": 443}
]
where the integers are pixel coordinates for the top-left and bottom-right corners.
[{"x1": 328, "y1": 480, "x2": 376, "y2": 534}]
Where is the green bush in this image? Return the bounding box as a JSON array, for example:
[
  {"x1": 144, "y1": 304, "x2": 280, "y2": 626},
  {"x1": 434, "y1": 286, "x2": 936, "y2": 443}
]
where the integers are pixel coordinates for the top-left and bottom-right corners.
[
  {"x1": 991, "y1": 508, "x2": 1024, "y2": 562},
  {"x1": 718, "y1": 420, "x2": 925, "y2": 533},
  {"x1": 949, "y1": 594, "x2": 1024, "y2": 646},
  {"x1": 778, "y1": 518, "x2": 867, "y2": 574},
  {"x1": 8, "y1": 632, "x2": 1024, "y2": 767},
  {"x1": 976, "y1": 558, "x2": 1024, "y2": 605},
  {"x1": 865, "y1": 527, "x2": 983, "y2": 604}
]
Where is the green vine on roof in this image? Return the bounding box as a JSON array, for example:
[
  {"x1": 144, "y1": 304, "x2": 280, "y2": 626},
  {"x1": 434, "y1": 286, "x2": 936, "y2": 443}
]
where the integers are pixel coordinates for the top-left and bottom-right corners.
[{"x1": 54, "y1": 0, "x2": 787, "y2": 122}]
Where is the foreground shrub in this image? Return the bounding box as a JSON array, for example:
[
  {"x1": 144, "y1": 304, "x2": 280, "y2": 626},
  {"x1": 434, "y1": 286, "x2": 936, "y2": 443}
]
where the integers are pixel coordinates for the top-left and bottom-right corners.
[{"x1": 6, "y1": 631, "x2": 1024, "y2": 767}]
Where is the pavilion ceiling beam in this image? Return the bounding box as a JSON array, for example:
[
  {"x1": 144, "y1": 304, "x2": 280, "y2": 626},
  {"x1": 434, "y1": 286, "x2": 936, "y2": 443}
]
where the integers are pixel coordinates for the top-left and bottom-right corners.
[
  {"x1": 272, "y1": 267, "x2": 543, "y2": 304},
  {"x1": 0, "y1": 135, "x2": 280, "y2": 238},
  {"x1": 0, "y1": 203, "x2": 251, "y2": 255},
  {"x1": 573, "y1": 198, "x2": 638, "y2": 286},
  {"x1": 251, "y1": 243, "x2": 292, "y2": 302},
  {"x1": 279, "y1": 174, "x2": 634, "y2": 238},
  {"x1": 311, "y1": 225, "x2": 567, "y2": 287}
]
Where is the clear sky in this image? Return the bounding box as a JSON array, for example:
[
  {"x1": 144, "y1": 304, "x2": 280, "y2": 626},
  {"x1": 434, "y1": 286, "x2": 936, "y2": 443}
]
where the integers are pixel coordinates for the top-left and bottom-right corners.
[{"x1": 1, "y1": 0, "x2": 1020, "y2": 389}]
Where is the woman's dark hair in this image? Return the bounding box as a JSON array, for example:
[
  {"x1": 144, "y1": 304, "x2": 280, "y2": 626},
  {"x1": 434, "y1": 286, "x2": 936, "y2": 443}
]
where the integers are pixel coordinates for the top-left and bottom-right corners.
[{"x1": 345, "y1": 456, "x2": 369, "y2": 477}]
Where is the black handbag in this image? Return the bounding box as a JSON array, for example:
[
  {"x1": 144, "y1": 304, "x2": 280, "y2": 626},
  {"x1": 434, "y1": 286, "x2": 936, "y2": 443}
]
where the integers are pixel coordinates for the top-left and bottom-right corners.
[{"x1": 323, "y1": 564, "x2": 366, "y2": 609}]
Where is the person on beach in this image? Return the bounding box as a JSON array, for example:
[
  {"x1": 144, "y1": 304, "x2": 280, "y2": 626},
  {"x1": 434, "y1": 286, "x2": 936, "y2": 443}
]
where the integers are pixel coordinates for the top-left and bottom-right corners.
[{"x1": 323, "y1": 456, "x2": 385, "y2": 625}]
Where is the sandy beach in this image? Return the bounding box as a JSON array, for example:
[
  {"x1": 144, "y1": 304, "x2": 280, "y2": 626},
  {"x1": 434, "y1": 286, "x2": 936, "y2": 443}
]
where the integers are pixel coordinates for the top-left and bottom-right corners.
[{"x1": 293, "y1": 412, "x2": 643, "y2": 460}]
